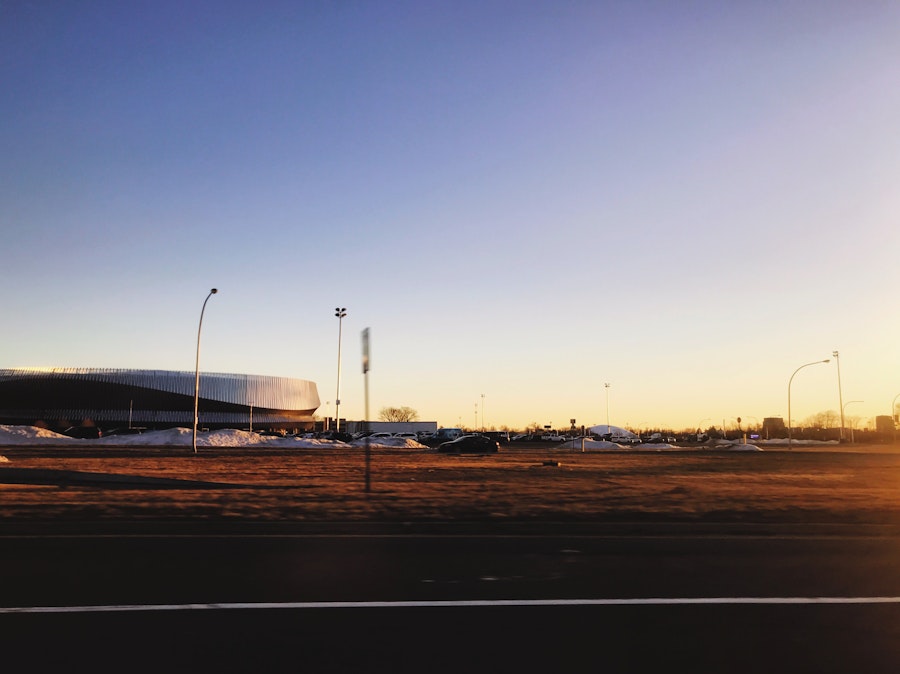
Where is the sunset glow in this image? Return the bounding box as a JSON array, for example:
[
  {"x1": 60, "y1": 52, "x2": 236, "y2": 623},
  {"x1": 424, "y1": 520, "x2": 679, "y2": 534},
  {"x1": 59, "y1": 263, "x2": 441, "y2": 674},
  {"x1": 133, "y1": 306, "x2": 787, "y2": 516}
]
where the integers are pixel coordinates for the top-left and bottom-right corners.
[{"x1": 2, "y1": 3, "x2": 898, "y2": 431}]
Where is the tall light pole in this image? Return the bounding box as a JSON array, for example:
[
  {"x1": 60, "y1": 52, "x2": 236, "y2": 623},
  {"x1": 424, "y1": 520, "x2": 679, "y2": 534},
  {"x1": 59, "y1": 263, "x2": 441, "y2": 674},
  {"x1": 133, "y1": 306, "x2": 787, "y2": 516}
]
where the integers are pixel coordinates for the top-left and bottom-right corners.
[
  {"x1": 788, "y1": 358, "x2": 830, "y2": 450},
  {"x1": 193, "y1": 288, "x2": 218, "y2": 454},
  {"x1": 334, "y1": 307, "x2": 347, "y2": 432},
  {"x1": 842, "y1": 400, "x2": 863, "y2": 443},
  {"x1": 481, "y1": 393, "x2": 485, "y2": 432},
  {"x1": 697, "y1": 417, "x2": 711, "y2": 440},
  {"x1": 833, "y1": 350, "x2": 844, "y2": 441},
  {"x1": 604, "y1": 383, "x2": 610, "y2": 434}
]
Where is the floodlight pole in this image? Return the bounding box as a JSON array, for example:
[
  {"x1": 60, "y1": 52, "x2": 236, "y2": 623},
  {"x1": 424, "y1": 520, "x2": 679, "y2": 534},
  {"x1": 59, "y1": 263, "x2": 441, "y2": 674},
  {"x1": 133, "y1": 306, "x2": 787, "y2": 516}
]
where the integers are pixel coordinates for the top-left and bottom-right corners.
[
  {"x1": 334, "y1": 307, "x2": 347, "y2": 432},
  {"x1": 604, "y1": 383, "x2": 610, "y2": 434},
  {"x1": 787, "y1": 358, "x2": 830, "y2": 450},
  {"x1": 193, "y1": 288, "x2": 218, "y2": 454}
]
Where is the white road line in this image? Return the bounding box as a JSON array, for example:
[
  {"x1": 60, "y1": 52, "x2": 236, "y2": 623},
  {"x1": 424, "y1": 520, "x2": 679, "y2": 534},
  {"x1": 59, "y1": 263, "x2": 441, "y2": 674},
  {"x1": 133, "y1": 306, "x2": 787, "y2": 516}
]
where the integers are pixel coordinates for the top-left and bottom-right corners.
[{"x1": 3, "y1": 597, "x2": 900, "y2": 614}]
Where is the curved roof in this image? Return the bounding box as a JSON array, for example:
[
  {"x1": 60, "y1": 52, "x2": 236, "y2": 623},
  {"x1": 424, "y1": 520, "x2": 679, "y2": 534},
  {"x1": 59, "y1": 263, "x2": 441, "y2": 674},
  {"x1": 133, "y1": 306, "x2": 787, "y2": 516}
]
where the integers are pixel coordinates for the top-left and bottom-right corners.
[{"x1": 0, "y1": 368, "x2": 320, "y2": 429}]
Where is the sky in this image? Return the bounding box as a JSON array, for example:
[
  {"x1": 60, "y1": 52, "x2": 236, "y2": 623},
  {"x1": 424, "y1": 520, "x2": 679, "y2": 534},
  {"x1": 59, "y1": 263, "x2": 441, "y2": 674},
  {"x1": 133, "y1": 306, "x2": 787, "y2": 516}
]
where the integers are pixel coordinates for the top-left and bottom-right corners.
[{"x1": 2, "y1": 1, "x2": 899, "y2": 432}]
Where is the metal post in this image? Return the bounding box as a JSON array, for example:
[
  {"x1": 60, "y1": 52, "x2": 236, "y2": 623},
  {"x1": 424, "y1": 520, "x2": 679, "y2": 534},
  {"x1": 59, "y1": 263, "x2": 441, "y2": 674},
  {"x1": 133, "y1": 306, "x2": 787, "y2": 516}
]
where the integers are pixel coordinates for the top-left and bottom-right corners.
[{"x1": 362, "y1": 327, "x2": 371, "y2": 494}]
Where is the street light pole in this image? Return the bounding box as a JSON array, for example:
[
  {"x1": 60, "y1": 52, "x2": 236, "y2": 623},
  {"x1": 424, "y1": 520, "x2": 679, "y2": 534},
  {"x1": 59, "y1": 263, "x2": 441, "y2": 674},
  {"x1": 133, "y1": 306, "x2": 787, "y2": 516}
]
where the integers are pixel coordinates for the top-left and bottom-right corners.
[
  {"x1": 481, "y1": 393, "x2": 485, "y2": 432},
  {"x1": 833, "y1": 351, "x2": 844, "y2": 441},
  {"x1": 334, "y1": 308, "x2": 347, "y2": 433},
  {"x1": 193, "y1": 288, "x2": 218, "y2": 454},
  {"x1": 842, "y1": 400, "x2": 863, "y2": 443},
  {"x1": 697, "y1": 417, "x2": 711, "y2": 441},
  {"x1": 788, "y1": 358, "x2": 830, "y2": 450},
  {"x1": 604, "y1": 383, "x2": 610, "y2": 434}
]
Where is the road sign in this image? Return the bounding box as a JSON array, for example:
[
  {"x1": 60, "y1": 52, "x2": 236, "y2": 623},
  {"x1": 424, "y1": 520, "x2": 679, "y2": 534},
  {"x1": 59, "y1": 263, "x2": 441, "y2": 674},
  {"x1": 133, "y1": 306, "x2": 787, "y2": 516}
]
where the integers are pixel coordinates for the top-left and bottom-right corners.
[{"x1": 362, "y1": 328, "x2": 370, "y2": 373}]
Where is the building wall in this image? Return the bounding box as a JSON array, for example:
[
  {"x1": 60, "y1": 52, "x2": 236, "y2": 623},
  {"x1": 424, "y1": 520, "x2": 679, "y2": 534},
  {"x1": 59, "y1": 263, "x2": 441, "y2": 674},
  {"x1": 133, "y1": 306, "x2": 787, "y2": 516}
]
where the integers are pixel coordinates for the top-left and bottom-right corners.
[{"x1": 0, "y1": 368, "x2": 320, "y2": 433}]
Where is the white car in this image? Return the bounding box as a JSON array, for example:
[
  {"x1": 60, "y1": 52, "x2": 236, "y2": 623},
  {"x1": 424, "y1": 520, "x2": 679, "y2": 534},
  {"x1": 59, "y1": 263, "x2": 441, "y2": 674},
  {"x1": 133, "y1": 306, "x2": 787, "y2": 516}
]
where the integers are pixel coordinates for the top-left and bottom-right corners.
[{"x1": 393, "y1": 432, "x2": 419, "y2": 440}]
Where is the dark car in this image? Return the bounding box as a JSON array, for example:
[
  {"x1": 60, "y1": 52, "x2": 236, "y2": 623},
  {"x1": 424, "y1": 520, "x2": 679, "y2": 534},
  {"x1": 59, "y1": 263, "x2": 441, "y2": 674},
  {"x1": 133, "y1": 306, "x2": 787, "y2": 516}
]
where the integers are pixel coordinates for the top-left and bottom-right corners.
[
  {"x1": 437, "y1": 434, "x2": 500, "y2": 454},
  {"x1": 63, "y1": 426, "x2": 102, "y2": 439},
  {"x1": 317, "y1": 431, "x2": 354, "y2": 442}
]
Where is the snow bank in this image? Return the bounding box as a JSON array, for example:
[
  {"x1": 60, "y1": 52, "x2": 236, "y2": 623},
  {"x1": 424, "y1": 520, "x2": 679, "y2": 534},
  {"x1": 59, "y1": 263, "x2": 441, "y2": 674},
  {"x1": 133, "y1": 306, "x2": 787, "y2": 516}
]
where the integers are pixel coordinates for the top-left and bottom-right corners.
[
  {"x1": 757, "y1": 438, "x2": 839, "y2": 447},
  {"x1": 637, "y1": 442, "x2": 680, "y2": 450},
  {"x1": 0, "y1": 424, "x2": 441, "y2": 449},
  {"x1": 0, "y1": 425, "x2": 76, "y2": 444},
  {"x1": 587, "y1": 424, "x2": 639, "y2": 438},
  {"x1": 0, "y1": 425, "x2": 352, "y2": 449},
  {"x1": 577, "y1": 439, "x2": 624, "y2": 450},
  {"x1": 726, "y1": 443, "x2": 763, "y2": 452}
]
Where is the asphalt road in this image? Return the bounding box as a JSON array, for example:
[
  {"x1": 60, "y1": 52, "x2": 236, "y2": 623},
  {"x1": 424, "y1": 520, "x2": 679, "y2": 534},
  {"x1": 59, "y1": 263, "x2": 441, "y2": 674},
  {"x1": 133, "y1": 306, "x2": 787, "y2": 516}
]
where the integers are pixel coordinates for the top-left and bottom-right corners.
[{"x1": 2, "y1": 522, "x2": 900, "y2": 673}]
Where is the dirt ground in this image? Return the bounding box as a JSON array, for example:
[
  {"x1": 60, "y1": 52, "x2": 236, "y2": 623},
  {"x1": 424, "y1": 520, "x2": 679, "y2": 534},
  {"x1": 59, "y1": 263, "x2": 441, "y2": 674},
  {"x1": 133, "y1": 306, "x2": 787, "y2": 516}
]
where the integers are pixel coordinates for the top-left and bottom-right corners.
[{"x1": 2, "y1": 443, "x2": 900, "y2": 526}]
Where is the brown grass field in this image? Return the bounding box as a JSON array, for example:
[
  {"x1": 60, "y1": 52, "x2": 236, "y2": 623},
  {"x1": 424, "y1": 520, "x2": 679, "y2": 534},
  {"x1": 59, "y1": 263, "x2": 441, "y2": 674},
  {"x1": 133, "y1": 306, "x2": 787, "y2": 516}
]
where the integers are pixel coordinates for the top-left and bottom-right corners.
[{"x1": 2, "y1": 443, "x2": 900, "y2": 526}]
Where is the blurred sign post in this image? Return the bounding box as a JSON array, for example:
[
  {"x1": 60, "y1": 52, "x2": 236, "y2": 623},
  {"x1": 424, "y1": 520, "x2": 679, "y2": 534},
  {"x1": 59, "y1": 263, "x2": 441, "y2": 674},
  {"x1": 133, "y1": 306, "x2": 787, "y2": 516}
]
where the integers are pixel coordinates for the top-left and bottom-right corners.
[{"x1": 362, "y1": 328, "x2": 371, "y2": 493}]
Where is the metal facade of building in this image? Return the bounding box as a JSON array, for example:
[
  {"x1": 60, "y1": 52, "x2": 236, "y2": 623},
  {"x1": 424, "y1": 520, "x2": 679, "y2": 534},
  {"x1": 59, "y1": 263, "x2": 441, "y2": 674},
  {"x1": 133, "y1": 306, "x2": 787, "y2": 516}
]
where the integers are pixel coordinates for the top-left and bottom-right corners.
[{"x1": 0, "y1": 368, "x2": 320, "y2": 433}]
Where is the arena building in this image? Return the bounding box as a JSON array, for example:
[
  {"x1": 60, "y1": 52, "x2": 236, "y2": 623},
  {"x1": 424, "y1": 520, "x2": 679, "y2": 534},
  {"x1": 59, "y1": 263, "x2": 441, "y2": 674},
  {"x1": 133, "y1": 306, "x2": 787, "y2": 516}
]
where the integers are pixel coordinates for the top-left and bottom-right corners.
[{"x1": 0, "y1": 368, "x2": 320, "y2": 436}]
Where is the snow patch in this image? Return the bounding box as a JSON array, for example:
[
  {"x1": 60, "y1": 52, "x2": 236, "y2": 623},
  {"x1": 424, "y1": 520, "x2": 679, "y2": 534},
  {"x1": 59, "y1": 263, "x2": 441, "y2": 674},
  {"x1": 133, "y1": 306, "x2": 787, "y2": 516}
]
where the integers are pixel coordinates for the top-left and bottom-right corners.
[
  {"x1": 726, "y1": 443, "x2": 763, "y2": 452},
  {"x1": 0, "y1": 424, "x2": 75, "y2": 444}
]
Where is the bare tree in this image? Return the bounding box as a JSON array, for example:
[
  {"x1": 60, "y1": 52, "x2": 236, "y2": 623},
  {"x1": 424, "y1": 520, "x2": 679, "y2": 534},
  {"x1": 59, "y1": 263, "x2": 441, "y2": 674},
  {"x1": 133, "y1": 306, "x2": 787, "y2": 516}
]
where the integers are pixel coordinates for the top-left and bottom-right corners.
[
  {"x1": 378, "y1": 406, "x2": 419, "y2": 422},
  {"x1": 802, "y1": 410, "x2": 840, "y2": 429}
]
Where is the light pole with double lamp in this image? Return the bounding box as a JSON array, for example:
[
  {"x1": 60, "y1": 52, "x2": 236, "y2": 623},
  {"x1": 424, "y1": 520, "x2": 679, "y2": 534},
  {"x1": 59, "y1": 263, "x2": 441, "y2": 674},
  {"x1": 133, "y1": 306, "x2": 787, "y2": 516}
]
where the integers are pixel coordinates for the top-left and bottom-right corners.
[
  {"x1": 193, "y1": 288, "x2": 218, "y2": 454},
  {"x1": 787, "y1": 358, "x2": 830, "y2": 450},
  {"x1": 334, "y1": 307, "x2": 347, "y2": 433}
]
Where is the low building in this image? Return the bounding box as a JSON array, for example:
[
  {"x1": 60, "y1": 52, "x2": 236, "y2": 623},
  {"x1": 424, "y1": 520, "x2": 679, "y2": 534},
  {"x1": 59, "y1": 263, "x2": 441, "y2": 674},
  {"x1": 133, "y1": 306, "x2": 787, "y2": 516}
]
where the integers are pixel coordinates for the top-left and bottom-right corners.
[
  {"x1": 342, "y1": 421, "x2": 438, "y2": 435},
  {"x1": 0, "y1": 367, "x2": 320, "y2": 435},
  {"x1": 762, "y1": 417, "x2": 786, "y2": 438}
]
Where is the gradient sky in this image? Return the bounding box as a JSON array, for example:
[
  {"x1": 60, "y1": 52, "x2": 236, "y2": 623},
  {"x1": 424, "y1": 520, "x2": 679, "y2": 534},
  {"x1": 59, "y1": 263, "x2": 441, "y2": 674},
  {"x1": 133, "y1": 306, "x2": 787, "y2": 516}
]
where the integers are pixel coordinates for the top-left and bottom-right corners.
[{"x1": 2, "y1": 1, "x2": 898, "y2": 432}]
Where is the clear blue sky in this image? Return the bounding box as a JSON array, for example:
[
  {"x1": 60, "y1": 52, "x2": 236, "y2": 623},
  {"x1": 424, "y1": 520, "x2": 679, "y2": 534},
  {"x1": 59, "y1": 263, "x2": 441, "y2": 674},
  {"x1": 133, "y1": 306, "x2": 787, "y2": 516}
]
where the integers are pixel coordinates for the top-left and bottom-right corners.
[{"x1": 2, "y1": 1, "x2": 898, "y2": 431}]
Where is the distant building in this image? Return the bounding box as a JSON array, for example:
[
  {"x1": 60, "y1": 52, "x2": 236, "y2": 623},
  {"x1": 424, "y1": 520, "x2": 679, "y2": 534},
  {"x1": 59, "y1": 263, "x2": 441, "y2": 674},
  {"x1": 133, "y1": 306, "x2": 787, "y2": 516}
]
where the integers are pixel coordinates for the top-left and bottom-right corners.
[
  {"x1": 0, "y1": 367, "x2": 320, "y2": 435},
  {"x1": 875, "y1": 415, "x2": 895, "y2": 433},
  {"x1": 762, "y1": 417, "x2": 786, "y2": 438},
  {"x1": 342, "y1": 421, "x2": 437, "y2": 435}
]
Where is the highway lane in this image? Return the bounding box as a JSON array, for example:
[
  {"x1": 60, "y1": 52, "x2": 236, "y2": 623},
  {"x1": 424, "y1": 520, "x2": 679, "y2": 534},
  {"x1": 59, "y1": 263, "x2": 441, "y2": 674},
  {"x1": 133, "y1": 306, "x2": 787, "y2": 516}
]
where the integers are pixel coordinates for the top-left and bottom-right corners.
[{"x1": 2, "y1": 524, "x2": 900, "y2": 672}]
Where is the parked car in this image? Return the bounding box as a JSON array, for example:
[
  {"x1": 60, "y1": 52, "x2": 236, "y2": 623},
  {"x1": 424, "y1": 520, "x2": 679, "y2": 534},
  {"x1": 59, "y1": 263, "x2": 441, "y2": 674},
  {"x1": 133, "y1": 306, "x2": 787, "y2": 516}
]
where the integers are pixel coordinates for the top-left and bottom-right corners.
[
  {"x1": 437, "y1": 435, "x2": 500, "y2": 454},
  {"x1": 393, "y1": 432, "x2": 419, "y2": 440},
  {"x1": 317, "y1": 431, "x2": 353, "y2": 442},
  {"x1": 63, "y1": 426, "x2": 102, "y2": 439},
  {"x1": 540, "y1": 434, "x2": 566, "y2": 442},
  {"x1": 420, "y1": 427, "x2": 465, "y2": 448}
]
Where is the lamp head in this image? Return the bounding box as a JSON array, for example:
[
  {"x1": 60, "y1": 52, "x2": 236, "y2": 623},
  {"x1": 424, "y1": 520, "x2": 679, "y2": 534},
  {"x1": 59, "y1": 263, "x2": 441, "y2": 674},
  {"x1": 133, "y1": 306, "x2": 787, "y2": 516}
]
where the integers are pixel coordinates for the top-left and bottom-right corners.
[{"x1": 210, "y1": 288, "x2": 218, "y2": 294}]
